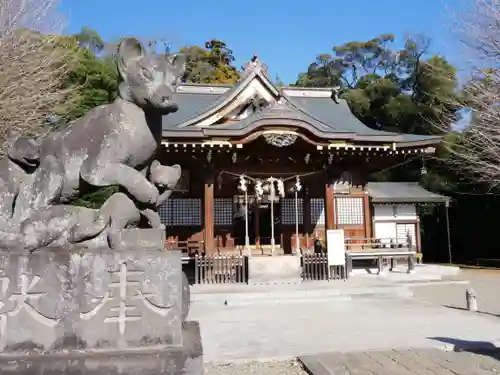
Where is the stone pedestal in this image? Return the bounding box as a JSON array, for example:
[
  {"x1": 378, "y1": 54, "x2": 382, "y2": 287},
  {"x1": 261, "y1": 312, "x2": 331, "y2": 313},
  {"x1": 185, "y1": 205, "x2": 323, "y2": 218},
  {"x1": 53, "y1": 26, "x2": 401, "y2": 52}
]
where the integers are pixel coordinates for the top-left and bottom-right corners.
[
  {"x1": 0, "y1": 247, "x2": 202, "y2": 374},
  {"x1": 248, "y1": 255, "x2": 302, "y2": 285}
]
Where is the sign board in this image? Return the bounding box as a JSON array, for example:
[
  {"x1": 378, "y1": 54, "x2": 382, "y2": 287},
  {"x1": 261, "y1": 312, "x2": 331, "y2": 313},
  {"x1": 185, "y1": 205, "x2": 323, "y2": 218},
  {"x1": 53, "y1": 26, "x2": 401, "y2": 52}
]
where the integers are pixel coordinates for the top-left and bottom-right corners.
[{"x1": 326, "y1": 229, "x2": 346, "y2": 266}]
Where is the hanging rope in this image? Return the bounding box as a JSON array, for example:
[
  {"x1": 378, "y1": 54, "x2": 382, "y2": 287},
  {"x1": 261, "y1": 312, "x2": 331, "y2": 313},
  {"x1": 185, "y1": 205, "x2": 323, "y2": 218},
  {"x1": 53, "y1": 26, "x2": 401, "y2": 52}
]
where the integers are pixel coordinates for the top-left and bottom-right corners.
[{"x1": 217, "y1": 169, "x2": 324, "y2": 183}]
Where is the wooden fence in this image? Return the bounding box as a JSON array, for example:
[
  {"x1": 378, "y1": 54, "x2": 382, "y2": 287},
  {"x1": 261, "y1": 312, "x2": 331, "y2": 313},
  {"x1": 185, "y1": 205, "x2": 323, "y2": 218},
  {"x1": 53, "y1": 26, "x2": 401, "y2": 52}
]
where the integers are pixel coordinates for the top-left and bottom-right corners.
[
  {"x1": 194, "y1": 254, "x2": 248, "y2": 284},
  {"x1": 301, "y1": 253, "x2": 346, "y2": 281}
]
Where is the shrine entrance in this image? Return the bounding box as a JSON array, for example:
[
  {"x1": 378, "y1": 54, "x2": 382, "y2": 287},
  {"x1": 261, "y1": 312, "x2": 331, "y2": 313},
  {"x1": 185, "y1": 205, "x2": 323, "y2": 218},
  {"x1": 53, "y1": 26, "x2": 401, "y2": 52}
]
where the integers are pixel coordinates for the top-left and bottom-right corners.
[{"x1": 256, "y1": 200, "x2": 282, "y2": 247}]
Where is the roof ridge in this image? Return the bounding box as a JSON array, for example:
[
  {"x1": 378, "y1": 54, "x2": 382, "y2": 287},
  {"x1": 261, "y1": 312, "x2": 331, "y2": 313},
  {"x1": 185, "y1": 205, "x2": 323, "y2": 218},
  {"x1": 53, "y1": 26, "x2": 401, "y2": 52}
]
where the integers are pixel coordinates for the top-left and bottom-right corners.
[{"x1": 175, "y1": 62, "x2": 281, "y2": 128}]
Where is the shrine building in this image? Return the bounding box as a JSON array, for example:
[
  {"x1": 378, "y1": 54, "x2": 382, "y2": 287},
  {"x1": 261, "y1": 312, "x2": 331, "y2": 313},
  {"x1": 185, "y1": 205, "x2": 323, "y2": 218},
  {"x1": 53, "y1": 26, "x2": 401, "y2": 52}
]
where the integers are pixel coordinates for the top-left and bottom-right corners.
[{"x1": 157, "y1": 58, "x2": 449, "y2": 257}]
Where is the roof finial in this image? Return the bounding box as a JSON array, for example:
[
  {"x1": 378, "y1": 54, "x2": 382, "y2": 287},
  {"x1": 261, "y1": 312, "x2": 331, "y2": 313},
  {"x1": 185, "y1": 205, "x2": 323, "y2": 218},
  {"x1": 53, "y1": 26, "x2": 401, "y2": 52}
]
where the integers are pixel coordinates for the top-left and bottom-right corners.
[{"x1": 251, "y1": 53, "x2": 258, "y2": 66}]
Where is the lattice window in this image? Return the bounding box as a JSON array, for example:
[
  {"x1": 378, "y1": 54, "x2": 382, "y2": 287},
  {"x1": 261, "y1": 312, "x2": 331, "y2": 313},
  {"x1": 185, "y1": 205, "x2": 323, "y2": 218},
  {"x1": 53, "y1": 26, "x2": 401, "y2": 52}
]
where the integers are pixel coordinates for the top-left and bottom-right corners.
[
  {"x1": 158, "y1": 200, "x2": 173, "y2": 226},
  {"x1": 170, "y1": 198, "x2": 201, "y2": 226},
  {"x1": 214, "y1": 198, "x2": 233, "y2": 225},
  {"x1": 280, "y1": 198, "x2": 303, "y2": 224},
  {"x1": 310, "y1": 198, "x2": 325, "y2": 225},
  {"x1": 336, "y1": 197, "x2": 364, "y2": 225}
]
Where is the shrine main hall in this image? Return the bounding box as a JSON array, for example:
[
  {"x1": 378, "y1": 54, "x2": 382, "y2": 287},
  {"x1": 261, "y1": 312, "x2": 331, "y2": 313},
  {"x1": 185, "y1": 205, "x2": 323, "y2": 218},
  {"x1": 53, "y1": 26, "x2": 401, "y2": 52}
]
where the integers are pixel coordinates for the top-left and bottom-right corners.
[{"x1": 157, "y1": 58, "x2": 448, "y2": 256}]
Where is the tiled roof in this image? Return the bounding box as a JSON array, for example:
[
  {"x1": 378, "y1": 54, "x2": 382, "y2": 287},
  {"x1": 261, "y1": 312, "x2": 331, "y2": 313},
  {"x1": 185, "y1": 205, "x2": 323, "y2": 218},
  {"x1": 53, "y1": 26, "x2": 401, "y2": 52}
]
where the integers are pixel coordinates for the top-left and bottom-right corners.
[
  {"x1": 160, "y1": 58, "x2": 442, "y2": 146},
  {"x1": 162, "y1": 92, "x2": 221, "y2": 130},
  {"x1": 366, "y1": 182, "x2": 450, "y2": 203}
]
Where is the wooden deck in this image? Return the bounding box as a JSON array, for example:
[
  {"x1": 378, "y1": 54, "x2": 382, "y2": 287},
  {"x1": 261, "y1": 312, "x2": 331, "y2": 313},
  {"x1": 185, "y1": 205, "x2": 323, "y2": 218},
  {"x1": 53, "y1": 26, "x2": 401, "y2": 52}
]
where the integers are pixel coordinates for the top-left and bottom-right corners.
[{"x1": 299, "y1": 348, "x2": 500, "y2": 375}]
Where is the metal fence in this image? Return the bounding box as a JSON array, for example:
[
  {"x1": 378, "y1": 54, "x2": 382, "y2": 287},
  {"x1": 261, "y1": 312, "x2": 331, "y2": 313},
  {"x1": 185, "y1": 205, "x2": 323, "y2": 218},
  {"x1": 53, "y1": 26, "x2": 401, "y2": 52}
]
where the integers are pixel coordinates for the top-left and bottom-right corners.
[
  {"x1": 301, "y1": 253, "x2": 346, "y2": 281},
  {"x1": 194, "y1": 254, "x2": 248, "y2": 284}
]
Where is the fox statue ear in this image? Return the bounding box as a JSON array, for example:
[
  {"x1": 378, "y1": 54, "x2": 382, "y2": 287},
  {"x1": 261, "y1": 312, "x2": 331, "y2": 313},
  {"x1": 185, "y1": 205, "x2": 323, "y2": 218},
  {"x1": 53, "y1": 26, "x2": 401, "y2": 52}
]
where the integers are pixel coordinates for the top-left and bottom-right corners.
[
  {"x1": 150, "y1": 159, "x2": 161, "y2": 171},
  {"x1": 117, "y1": 37, "x2": 146, "y2": 78}
]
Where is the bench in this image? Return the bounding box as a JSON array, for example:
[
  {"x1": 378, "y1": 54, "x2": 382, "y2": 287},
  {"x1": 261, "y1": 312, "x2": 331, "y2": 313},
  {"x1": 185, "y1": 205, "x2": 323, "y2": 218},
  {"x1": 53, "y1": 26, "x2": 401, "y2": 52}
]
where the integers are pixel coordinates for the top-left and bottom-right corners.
[{"x1": 345, "y1": 237, "x2": 416, "y2": 275}]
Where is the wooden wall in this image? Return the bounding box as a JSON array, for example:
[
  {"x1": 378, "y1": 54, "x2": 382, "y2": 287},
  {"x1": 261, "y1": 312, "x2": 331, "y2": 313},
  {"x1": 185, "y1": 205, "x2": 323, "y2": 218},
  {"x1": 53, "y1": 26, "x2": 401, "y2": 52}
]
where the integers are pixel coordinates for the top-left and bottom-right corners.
[{"x1": 156, "y1": 137, "x2": 404, "y2": 253}]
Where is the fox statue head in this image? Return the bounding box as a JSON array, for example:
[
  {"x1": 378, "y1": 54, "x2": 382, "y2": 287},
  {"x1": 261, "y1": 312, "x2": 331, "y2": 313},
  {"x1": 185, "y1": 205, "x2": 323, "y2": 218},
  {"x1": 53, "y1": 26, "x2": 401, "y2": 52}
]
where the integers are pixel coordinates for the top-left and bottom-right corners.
[
  {"x1": 6, "y1": 130, "x2": 40, "y2": 169},
  {"x1": 116, "y1": 37, "x2": 186, "y2": 115},
  {"x1": 149, "y1": 160, "x2": 182, "y2": 191}
]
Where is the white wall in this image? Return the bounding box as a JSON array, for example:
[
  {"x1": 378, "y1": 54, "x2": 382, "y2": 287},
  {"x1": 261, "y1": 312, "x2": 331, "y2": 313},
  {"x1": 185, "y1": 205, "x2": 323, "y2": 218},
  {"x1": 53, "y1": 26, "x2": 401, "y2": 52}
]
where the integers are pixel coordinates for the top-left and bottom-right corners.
[
  {"x1": 373, "y1": 204, "x2": 417, "y2": 221},
  {"x1": 372, "y1": 204, "x2": 418, "y2": 246},
  {"x1": 373, "y1": 222, "x2": 397, "y2": 244}
]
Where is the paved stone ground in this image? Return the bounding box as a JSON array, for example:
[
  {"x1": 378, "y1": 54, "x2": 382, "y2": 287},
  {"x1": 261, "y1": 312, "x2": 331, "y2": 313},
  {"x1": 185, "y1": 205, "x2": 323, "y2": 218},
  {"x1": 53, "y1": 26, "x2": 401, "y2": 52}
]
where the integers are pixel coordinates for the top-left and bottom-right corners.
[
  {"x1": 205, "y1": 360, "x2": 308, "y2": 375},
  {"x1": 189, "y1": 291, "x2": 500, "y2": 362},
  {"x1": 191, "y1": 267, "x2": 500, "y2": 367},
  {"x1": 412, "y1": 268, "x2": 500, "y2": 317},
  {"x1": 299, "y1": 348, "x2": 500, "y2": 375}
]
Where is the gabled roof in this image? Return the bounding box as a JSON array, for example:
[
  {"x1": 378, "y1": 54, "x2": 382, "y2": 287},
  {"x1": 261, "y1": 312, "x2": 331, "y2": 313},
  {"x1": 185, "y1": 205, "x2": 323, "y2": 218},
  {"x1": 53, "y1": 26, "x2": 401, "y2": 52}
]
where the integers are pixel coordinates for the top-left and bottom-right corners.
[
  {"x1": 162, "y1": 57, "x2": 443, "y2": 147},
  {"x1": 202, "y1": 97, "x2": 440, "y2": 145},
  {"x1": 366, "y1": 182, "x2": 450, "y2": 203},
  {"x1": 163, "y1": 59, "x2": 279, "y2": 129}
]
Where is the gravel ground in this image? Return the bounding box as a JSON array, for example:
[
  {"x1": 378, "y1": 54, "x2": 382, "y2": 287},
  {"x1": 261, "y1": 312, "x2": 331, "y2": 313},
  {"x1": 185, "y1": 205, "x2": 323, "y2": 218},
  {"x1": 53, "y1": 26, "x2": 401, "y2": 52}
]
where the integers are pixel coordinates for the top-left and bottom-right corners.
[
  {"x1": 411, "y1": 268, "x2": 500, "y2": 317},
  {"x1": 204, "y1": 360, "x2": 308, "y2": 375}
]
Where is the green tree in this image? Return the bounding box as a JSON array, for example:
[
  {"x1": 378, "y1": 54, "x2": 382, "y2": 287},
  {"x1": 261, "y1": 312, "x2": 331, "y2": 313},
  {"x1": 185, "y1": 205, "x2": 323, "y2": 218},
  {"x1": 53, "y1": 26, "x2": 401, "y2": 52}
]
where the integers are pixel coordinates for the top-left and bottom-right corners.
[
  {"x1": 58, "y1": 29, "x2": 118, "y2": 124},
  {"x1": 180, "y1": 39, "x2": 240, "y2": 84},
  {"x1": 54, "y1": 29, "x2": 119, "y2": 207},
  {"x1": 295, "y1": 34, "x2": 458, "y2": 136},
  {"x1": 73, "y1": 27, "x2": 105, "y2": 54}
]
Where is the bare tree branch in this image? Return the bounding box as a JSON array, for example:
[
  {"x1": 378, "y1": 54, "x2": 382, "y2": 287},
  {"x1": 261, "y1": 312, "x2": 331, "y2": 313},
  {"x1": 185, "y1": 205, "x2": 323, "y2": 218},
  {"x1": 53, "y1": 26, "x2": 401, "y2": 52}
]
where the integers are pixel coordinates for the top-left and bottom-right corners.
[
  {"x1": 0, "y1": 0, "x2": 76, "y2": 144},
  {"x1": 426, "y1": 0, "x2": 500, "y2": 190}
]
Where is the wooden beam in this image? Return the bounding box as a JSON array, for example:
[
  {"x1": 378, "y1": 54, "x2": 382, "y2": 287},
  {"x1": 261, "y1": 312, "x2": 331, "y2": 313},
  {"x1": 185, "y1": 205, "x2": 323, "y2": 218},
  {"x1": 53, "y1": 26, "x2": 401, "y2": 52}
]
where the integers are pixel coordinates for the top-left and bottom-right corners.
[
  {"x1": 363, "y1": 193, "x2": 372, "y2": 238},
  {"x1": 303, "y1": 189, "x2": 311, "y2": 249},
  {"x1": 325, "y1": 172, "x2": 335, "y2": 231},
  {"x1": 204, "y1": 170, "x2": 215, "y2": 253}
]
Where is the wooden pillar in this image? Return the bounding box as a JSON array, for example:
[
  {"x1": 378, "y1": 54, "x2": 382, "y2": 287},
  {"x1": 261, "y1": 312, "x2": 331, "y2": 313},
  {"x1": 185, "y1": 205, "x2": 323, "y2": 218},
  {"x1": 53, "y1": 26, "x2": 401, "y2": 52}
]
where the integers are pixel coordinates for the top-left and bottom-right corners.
[
  {"x1": 303, "y1": 188, "x2": 311, "y2": 249},
  {"x1": 363, "y1": 192, "x2": 372, "y2": 239},
  {"x1": 325, "y1": 173, "x2": 335, "y2": 231},
  {"x1": 204, "y1": 170, "x2": 215, "y2": 253},
  {"x1": 416, "y1": 219, "x2": 422, "y2": 253},
  {"x1": 254, "y1": 203, "x2": 260, "y2": 248}
]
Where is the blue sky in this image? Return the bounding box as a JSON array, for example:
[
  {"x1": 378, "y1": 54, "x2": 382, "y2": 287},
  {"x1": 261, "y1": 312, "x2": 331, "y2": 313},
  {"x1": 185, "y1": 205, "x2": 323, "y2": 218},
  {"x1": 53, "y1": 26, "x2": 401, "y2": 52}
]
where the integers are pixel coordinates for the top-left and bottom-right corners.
[{"x1": 59, "y1": 0, "x2": 464, "y2": 84}]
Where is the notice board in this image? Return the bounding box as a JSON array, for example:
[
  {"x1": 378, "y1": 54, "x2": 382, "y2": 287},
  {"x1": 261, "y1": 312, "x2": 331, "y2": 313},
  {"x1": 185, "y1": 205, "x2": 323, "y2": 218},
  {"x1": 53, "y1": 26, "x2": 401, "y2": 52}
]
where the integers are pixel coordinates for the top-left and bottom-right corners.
[{"x1": 326, "y1": 229, "x2": 346, "y2": 266}]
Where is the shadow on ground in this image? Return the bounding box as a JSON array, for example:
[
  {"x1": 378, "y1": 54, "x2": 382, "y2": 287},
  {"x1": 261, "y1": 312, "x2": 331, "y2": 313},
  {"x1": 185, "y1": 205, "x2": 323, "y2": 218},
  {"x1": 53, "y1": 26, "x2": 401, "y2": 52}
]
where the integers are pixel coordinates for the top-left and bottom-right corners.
[
  {"x1": 442, "y1": 304, "x2": 500, "y2": 318},
  {"x1": 429, "y1": 337, "x2": 500, "y2": 361}
]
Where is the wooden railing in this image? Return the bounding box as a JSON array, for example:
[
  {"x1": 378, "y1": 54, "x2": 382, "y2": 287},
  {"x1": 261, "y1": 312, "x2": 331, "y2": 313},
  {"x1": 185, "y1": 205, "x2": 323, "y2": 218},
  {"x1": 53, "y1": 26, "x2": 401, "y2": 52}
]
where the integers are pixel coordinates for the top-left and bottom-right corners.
[
  {"x1": 194, "y1": 254, "x2": 248, "y2": 284},
  {"x1": 165, "y1": 240, "x2": 205, "y2": 256},
  {"x1": 345, "y1": 237, "x2": 411, "y2": 252},
  {"x1": 302, "y1": 253, "x2": 346, "y2": 281},
  {"x1": 344, "y1": 237, "x2": 416, "y2": 275}
]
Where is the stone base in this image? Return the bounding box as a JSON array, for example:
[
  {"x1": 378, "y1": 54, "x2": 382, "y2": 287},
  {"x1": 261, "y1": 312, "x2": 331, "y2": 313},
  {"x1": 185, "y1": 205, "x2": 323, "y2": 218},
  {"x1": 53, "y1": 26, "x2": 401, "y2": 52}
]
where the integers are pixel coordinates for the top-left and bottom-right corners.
[
  {"x1": 248, "y1": 255, "x2": 302, "y2": 285},
  {"x1": 0, "y1": 321, "x2": 203, "y2": 375}
]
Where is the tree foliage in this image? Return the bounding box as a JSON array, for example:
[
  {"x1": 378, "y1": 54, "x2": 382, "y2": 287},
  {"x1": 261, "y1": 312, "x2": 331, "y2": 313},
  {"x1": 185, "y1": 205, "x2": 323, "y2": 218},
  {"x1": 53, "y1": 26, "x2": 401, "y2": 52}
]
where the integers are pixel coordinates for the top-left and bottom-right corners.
[
  {"x1": 55, "y1": 28, "x2": 119, "y2": 206},
  {"x1": 73, "y1": 26, "x2": 105, "y2": 54},
  {"x1": 180, "y1": 39, "x2": 240, "y2": 84},
  {"x1": 294, "y1": 34, "x2": 459, "y2": 136}
]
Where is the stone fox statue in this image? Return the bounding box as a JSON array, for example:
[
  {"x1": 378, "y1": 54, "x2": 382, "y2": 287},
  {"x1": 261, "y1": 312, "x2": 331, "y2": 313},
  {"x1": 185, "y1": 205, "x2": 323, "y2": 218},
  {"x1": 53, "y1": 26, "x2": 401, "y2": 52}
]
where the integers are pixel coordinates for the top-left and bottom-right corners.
[
  {"x1": 13, "y1": 37, "x2": 186, "y2": 224},
  {"x1": 0, "y1": 162, "x2": 182, "y2": 252},
  {"x1": 0, "y1": 130, "x2": 40, "y2": 229}
]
